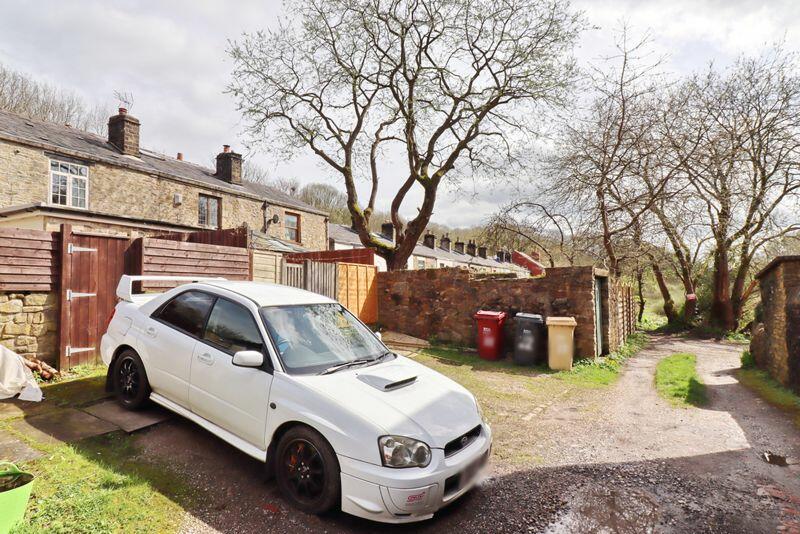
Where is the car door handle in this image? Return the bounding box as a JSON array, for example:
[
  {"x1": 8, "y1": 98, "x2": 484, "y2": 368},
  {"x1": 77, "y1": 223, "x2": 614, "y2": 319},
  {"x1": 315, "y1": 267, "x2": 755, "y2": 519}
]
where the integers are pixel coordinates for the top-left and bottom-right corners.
[
  {"x1": 145, "y1": 326, "x2": 157, "y2": 338},
  {"x1": 197, "y1": 352, "x2": 214, "y2": 366}
]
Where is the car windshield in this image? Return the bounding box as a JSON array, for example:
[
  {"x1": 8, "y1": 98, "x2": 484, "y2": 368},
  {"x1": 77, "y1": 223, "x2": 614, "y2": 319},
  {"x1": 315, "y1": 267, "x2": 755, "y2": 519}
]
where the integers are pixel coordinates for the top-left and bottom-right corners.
[{"x1": 259, "y1": 303, "x2": 389, "y2": 375}]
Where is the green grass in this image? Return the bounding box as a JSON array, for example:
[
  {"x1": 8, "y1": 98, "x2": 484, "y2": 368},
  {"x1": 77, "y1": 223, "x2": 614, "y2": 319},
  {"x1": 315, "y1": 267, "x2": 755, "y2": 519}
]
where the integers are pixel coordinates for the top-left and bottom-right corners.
[
  {"x1": 740, "y1": 350, "x2": 756, "y2": 369},
  {"x1": 3, "y1": 426, "x2": 191, "y2": 534},
  {"x1": 655, "y1": 353, "x2": 707, "y2": 407},
  {"x1": 737, "y1": 368, "x2": 800, "y2": 429},
  {"x1": 553, "y1": 332, "x2": 649, "y2": 388}
]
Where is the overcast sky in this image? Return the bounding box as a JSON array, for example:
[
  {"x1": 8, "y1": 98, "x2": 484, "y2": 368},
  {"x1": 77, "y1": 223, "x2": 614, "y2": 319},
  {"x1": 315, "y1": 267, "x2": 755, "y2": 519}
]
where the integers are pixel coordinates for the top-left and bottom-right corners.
[{"x1": 1, "y1": 0, "x2": 798, "y2": 227}]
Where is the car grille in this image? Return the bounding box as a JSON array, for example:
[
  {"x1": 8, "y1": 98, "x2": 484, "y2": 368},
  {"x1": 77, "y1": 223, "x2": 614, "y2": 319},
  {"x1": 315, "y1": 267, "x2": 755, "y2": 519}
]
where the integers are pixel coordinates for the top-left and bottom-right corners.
[{"x1": 444, "y1": 424, "x2": 482, "y2": 457}]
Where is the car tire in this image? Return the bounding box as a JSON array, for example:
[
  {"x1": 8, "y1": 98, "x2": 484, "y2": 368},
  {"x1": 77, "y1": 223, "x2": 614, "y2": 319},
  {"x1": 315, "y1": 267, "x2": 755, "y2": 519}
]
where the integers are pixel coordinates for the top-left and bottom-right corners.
[
  {"x1": 275, "y1": 426, "x2": 341, "y2": 515},
  {"x1": 113, "y1": 349, "x2": 151, "y2": 410}
]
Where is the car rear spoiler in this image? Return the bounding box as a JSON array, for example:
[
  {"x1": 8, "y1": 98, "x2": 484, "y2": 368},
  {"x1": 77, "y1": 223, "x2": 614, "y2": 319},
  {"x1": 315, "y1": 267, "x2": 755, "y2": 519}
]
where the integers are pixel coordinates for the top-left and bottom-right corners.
[{"x1": 116, "y1": 275, "x2": 227, "y2": 302}]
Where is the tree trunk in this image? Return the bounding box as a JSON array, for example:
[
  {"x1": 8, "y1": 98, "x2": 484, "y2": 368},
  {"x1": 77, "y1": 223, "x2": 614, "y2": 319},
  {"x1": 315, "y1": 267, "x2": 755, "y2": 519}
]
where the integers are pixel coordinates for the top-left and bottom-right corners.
[
  {"x1": 652, "y1": 262, "x2": 678, "y2": 323},
  {"x1": 636, "y1": 269, "x2": 645, "y2": 323},
  {"x1": 709, "y1": 248, "x2": 736, "y2": 331}
]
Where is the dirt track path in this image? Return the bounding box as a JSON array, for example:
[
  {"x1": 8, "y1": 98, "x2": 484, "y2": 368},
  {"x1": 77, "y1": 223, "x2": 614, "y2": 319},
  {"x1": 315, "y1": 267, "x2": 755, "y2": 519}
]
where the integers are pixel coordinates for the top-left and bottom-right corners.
[{"x1": 138, "y1": 335, "x2": 800, "y2": 533}]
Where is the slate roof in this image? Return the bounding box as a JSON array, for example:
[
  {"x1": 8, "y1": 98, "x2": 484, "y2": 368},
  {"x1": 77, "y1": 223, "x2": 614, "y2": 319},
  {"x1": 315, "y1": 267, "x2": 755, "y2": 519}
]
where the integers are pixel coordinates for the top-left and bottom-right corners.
[
  {"x1": 328, "y1": 223, "x2": 525, "y2": 272},
  {"x1": 0, "y1": 109, "x2": 327, "y2": 216}
]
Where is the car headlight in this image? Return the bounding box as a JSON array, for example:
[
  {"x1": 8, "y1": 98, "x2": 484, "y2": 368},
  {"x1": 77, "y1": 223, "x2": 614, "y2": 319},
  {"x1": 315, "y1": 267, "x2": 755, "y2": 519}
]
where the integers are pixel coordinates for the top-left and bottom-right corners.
[{"x1": 378, "y1": 435, "x2": 432, "y2": 468}]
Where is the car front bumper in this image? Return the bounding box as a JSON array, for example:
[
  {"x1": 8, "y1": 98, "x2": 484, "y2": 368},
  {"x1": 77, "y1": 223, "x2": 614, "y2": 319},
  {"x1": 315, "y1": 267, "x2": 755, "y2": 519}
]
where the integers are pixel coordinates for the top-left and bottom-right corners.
[{"x1": 338, "y1": 423, "x2": 492, "y2": 524}]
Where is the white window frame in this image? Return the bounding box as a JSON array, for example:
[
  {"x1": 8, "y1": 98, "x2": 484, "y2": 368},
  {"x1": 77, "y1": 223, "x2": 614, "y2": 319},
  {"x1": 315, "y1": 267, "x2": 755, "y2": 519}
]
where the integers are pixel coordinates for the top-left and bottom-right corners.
[{"x1": 49, "y1": 158, "x2": 89, "y2": 209}]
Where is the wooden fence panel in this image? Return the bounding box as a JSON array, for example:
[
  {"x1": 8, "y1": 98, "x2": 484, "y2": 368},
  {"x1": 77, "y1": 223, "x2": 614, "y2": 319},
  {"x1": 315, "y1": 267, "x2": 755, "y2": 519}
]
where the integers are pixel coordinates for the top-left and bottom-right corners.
[
  {"x1": 337, "y1": 262, "x2": 377, "y2": 323},
  {"x1": 252, "y1": 250, "x2": 283, "y2": 283},
  {"x1": 281, "y1": 261, "x2": 304, "y2": 289},
  {"x1": 0, "y1": 228, "x2": 59, "y2": 291},
  {"x1": 305, "y1": 260, "x2": 337, "y2": 299},
  {"x1": 152, "y1": 225, "x2": 249, "y2": 248},
  {"x1": 139, "y1": 238, "x2": 250, "y2": 290}
]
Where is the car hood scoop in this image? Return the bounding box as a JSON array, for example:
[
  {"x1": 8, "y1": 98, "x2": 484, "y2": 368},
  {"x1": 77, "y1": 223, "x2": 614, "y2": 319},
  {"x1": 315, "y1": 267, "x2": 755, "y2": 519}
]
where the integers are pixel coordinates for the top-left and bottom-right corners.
[{"x1": 357, "y1": 365, "x2": 418, "y2": 391}]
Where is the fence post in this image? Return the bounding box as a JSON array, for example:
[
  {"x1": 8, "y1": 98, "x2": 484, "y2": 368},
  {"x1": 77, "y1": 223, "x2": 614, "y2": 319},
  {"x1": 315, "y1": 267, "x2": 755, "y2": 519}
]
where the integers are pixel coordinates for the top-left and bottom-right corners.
[{"x1": 57, "y1": 224, "x2": 72, "y2": 371}]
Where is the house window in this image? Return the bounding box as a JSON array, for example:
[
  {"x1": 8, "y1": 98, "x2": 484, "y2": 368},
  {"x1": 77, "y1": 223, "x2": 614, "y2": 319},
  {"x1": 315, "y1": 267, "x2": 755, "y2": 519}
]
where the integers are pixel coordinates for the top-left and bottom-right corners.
[
  {"x1": 285, "y1": 212, "x2": 300, "y2": 242},
  {"x1": 416, "y1": 258, "x2": 426, "y2": 270},
  {"x1": 198, "y1": 194, "x2": 221, "y2": 229},
  {"x1": 49, "y1": 159, "x2": 88, "y2": 208}
]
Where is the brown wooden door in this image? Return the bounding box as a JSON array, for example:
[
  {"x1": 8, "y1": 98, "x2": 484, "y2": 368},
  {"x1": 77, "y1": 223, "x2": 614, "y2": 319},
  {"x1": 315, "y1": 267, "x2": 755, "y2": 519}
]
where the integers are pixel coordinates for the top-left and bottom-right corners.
[{"x1": 59, "y1": 226, "x2": 133, "y2": 369}]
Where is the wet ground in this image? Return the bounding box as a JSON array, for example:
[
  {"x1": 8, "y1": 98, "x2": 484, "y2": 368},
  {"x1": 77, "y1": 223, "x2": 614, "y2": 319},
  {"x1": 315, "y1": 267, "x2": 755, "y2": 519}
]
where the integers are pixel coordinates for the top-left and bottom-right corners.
[{"x1": 116, "y1": 335, "x2": 800, "y2": 533}]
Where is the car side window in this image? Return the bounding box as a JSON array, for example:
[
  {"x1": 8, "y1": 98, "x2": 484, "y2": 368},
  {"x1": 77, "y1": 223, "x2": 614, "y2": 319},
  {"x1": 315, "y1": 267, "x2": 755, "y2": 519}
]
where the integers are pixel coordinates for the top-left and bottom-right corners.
[
  {"x1": 153, "y1": 291, "x2": 216, "y2": 338},
  {"x1": 203, "y1": 298, "x2": 264, "y2": 355}
]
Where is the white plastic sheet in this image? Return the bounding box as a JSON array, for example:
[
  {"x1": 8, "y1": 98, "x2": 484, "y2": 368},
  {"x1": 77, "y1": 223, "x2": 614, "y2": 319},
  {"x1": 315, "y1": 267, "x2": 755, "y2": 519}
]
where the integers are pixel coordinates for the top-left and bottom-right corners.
[{"x1": 0, "y1": 345, "x2": 43, "y2": 402}]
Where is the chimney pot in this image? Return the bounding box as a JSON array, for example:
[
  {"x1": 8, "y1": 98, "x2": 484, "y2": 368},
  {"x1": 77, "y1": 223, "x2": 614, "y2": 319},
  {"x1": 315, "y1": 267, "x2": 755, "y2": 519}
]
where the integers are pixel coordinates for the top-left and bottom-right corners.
[
  {"x1": 118, "y1": 107, "x2": 127, "y2": 115},
  {"x1": 223, "y1": 144, "x2": 231, "y2": 153},
  {"x1": 176, "y1": 152, "x2": 184, "y2": 161}
]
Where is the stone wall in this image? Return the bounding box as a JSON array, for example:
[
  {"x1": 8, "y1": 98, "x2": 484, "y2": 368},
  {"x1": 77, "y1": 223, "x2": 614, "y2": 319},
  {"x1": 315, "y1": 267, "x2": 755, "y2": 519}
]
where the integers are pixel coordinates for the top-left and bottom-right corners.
[
  {"x1": 0, "y1": 292, "x2": 59, "y2": 365},
  {"x1": 0, "y1": 139, "x2": 328, "y2": 251},
  {"x1": 377, "y1": 267, "x2": 613, "y2": 359},
  {"x1": 751, "y1": 258, "x2": 800, "y2": 394}
]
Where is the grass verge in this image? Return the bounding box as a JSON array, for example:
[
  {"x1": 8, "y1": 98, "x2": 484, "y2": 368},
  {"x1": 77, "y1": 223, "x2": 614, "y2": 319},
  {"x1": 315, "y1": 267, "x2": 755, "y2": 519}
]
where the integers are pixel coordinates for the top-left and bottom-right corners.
[
  {"x1": 655, "y1": 353, "x2": 707, "y2": 407},
  {"x1": 737, "y1": 368, "x2": 800, "y2": 429},
  {"x1": 553, "y1": 332, "x2": 648, "y2": 388}
]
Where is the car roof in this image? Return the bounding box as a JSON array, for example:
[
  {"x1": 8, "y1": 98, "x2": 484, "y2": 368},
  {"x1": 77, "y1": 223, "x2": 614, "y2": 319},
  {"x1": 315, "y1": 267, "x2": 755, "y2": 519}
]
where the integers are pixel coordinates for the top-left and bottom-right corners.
[{"x1": 200, "y1": 280, "x2": 336, "y2": 307}]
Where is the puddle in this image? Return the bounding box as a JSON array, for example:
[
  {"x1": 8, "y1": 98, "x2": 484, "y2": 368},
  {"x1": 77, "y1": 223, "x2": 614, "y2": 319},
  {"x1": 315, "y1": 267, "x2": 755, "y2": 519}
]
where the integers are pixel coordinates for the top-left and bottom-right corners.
[
  {"x1": 545, "y1": 487, "x2": 659, "y2": 533},
  {"x1": 0, "y1": 472, "x2": 33, "y2": 492},
  {"x1": 762, "y1": 451, "x2": 788, "y2": 467}
]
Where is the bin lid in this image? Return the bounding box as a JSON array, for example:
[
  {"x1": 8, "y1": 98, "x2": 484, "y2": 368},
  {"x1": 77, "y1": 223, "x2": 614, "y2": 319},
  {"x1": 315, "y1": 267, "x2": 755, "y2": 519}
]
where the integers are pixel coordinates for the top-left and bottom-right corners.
[
  {"x1": 515, "y1": 313, "x2": 543, "y2": 322},
  {"x1": 473, "y1": 310, "x2": 507, "y2": 321},
  {"x1": 546, "y1": 316, "x2": 577, "y2": 326}
]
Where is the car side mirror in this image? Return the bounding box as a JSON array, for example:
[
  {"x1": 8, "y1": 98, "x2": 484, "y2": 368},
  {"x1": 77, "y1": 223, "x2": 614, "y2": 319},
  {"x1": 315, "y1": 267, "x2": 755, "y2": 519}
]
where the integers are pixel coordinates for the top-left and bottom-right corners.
[{"x1": 232, "y1": 350, "x2": 264, "y2": 368}]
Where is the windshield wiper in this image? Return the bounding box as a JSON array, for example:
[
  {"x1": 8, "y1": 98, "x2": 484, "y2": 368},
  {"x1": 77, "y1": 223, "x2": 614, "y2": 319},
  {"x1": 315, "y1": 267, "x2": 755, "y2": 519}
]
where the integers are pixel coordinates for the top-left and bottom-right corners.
[{"x1": 319, "y1": 352, "x2": 393, "y2": 375}]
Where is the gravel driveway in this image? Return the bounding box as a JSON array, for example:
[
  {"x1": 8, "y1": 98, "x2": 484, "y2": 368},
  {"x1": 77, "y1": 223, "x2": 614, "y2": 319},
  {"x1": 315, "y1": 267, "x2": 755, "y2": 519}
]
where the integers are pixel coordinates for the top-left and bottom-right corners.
[{"x1": 130, "y1": 335, "x2": 800, "y2": 533}]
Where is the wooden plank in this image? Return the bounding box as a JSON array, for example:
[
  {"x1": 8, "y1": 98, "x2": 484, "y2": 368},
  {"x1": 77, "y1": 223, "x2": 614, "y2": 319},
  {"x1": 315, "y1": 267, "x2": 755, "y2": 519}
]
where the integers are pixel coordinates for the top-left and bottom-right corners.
[
  {"x1": 0, "y1": 283, "x2": 53, "y2": 291},
  {"x1": 0, "y1": 238, "x2": 58, "y2": 251},
  {"x1": 0, "y1": 274, "x2": 57, "y2": 283},
  {"x1": 144, "y1": 238, "x2": 248, "y2": 255},
  {"x1": 0, "y1": 247, "x2": 58, "y2": 260},
  {"x1": 143, "y1": 256, "x2": 249, "y2": 268},
  {"x1": 0, "y1": 265, "x2": 59, "y2": 275},
  {"x1": 143, "y1": 248, "x2": 248, "y2": 261},
  {"x1": 0, "y1": 228, "x2": 57, "y2": 241},
  {"x1": 0, "y1": 256, "x2": 57, "y2": 267}
]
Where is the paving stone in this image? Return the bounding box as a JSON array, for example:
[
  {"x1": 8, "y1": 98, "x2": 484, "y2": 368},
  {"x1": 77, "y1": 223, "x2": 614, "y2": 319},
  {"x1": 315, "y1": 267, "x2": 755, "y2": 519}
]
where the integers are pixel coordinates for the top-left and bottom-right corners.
[
  {"x1": 0, "y1": 430, "x2": 42, "y2": 462},
  {"x1": 9, "y1": 407, "x2": 118, "y2": 444},
  {"x1": 83, "y1": 400, "x2": 170, "y2": 433}
]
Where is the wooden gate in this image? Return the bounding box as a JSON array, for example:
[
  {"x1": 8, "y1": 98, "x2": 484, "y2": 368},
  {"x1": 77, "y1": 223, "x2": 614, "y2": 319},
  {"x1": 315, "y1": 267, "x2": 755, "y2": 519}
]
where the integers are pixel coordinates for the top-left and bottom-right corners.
[
  {"x1": 337, "y1": 262, "x2": 377, "y2": 323},
  {"x1": 58, "y1": 225, "x2": 133, "y2": 370},
  {"x1": 279, "y1": 260, "x2": 338, "y2": 300},
  {"x1": 281, "y1": 261, "x2": 305, "y2": 289}
]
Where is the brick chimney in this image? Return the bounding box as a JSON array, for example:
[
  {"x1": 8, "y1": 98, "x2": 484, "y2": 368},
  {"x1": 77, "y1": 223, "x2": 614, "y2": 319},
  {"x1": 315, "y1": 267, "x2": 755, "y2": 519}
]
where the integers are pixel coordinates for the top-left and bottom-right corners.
[
  {"x1": 216, "y1": 145, "x2": 242, "y2": 185},
  {"x1": 440, "y1": 234, "x2": 451, "y2": 252},
  {"x1": 478, "y1": 246, "x2": 487, "y2": 259},
  {"x1": 381, "y1": 222, "x2": 395, "y2": 243},
  {"x1": 466, "y1": 240, "x2": 477, "y2": 256},
  {"x1": 423, "y1": 232, "x2": 436, "y2": 248},
  {"x1": 176, "y1": 152, "x2": 184, "y2": 161},
  {"x1": 108, "y1": 108, "x2": 140, "y2": 156},
  {"x1": 454, "y1": 238, "x2": 465, "y2": 254}
]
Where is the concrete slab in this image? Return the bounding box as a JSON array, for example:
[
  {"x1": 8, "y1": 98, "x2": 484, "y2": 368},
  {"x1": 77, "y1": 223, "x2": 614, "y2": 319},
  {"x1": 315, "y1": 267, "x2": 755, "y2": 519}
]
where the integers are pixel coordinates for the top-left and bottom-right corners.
[
  {"x1": 0, "y1": 430, "x2": 42, "y2": 462},
  {"x1": 10, "y1": 407, "x2": 118, "y2": 445},
  {"x1": 0, "y1": 398, "x2": 54, "y2": 421},
  {"x1": 382, "y1": 331, "x2": 431, "y2": 350},
  {"x1": 83, "y1": 401, "x2": 171, "y2": 433}
]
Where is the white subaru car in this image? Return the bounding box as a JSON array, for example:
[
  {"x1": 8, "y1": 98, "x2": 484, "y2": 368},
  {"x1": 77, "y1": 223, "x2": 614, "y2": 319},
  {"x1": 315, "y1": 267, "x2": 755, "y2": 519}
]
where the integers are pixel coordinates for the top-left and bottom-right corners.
[{"x1": 100, "y1": 276, "x2": 491, "y2": 523}]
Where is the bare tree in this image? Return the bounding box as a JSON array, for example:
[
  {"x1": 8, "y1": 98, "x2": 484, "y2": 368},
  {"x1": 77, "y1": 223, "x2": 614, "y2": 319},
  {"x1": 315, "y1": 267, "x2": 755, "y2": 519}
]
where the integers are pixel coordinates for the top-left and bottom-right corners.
[
  {"x1": 228, "y1": 0, "x2": 583, "y2": 270},
  {"x1": 0, "y1": 63, "x2": 107, "y2": 134},
  {"x1": 664, "y1": 46, "x2": 800, "y2": 330},
  {"x1": 298, "y1": 182, "x2": 351, "y2": 223}
]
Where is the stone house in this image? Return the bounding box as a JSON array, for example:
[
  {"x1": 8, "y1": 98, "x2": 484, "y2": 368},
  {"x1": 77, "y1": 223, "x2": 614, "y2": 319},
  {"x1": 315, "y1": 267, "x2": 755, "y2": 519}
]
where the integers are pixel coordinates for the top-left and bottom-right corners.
[
  {"x1": 0, "y1": 108, "x2": 328, "y2": 249},
  {"x1": 328, "y1": 222, "x2": 530, "y2": 275}
]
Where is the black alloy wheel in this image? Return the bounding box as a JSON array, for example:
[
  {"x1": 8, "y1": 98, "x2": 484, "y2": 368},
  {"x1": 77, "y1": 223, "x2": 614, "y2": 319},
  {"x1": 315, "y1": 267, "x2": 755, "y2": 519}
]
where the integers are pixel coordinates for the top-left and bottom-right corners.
[
  {"x1": 275, "y1": 426, "x2": 340, "y2": 514},
  {"x1": 113, "y1": 350, "x2": 150, "y2": 410}
]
